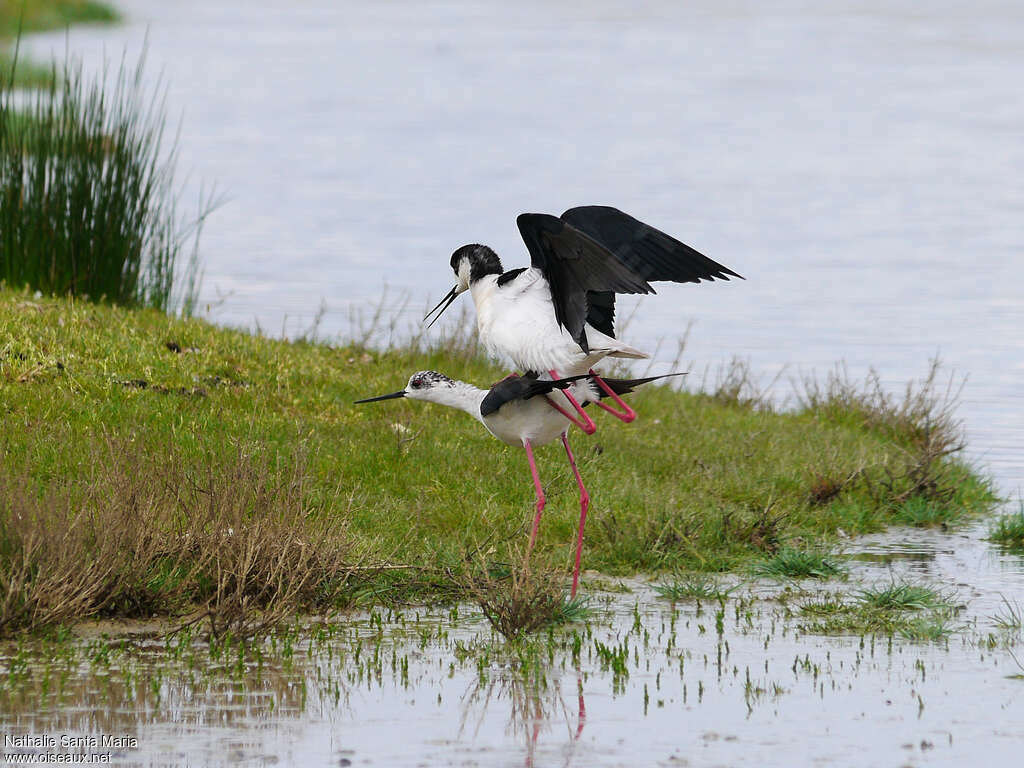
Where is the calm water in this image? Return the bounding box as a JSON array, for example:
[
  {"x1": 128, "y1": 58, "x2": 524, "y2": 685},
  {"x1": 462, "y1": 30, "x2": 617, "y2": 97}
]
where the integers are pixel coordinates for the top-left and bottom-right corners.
[{"x1": 14, "y1": 1, "x2": 1024, "y2": 765}]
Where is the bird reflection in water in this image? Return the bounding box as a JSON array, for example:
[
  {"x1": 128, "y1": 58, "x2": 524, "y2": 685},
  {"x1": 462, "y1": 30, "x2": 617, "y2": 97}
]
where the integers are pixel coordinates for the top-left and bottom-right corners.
[{"x1": 458, "y1": 662, "x2": 586, "y2": 767}]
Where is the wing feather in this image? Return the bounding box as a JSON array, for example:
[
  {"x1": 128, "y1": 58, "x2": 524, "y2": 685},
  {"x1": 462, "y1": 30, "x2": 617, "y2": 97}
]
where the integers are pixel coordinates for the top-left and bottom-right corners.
[
  {"x1": 560, "y1": 205, "x2": 743, "y2": 284},
  {"x1": 479, "y1": 373, "x2": 589, "y2": 418}
]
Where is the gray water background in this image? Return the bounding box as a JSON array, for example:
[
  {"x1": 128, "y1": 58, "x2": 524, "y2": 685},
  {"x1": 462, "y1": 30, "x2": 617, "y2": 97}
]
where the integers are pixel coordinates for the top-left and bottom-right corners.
[
  {"x1": 23, "y1": 0, "x2": 1024, "y2": 492},
  {"x1": 8, "y1": 4, "x2": 1024, "y2": 765}
]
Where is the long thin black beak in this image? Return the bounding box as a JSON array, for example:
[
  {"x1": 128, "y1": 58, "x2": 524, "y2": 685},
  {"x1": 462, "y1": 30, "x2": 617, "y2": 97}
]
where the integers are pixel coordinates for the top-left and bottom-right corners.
[
  {"x1": 423, "y1": 285, "x2": 459, "y2": 328},
  {"x1": 354, "y1": 390, "x2": 406, "y2": 404}
]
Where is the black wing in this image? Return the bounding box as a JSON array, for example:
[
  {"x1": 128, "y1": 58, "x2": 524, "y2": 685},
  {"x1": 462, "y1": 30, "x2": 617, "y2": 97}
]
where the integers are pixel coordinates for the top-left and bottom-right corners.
[
  {"x1": 560, "y1": 206, "x2": 743, "y2": 284},
  {"x1": 585, "y1": 290, "x2": 616, "y2": 339},
  {"x1": 479, "y1": 373, "x2": 590, "y2": 418},
  {"x1": 517, "y1": 213, "x2": 653, "y2": 352}
]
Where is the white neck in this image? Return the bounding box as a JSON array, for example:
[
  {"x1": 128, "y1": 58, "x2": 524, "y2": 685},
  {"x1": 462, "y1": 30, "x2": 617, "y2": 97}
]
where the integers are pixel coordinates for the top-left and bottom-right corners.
[{"x1": 421, "y1": 380, "x2": 487, "y2": 423}]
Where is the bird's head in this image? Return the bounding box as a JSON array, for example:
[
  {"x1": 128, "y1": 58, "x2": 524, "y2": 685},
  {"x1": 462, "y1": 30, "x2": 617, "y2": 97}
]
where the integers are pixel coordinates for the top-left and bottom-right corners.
[
  {"x1": 353, "y1": 370, "x2": 456, "y2": 405},
  {"x1": 423, "y1": 244, "x2": 502, "y2": 328}
]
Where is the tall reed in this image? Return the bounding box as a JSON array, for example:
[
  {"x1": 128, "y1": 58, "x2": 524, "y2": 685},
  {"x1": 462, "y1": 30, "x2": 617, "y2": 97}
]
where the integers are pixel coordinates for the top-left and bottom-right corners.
[{"x1": 0, "y1": 45, "x2": 209, "y2": 313}]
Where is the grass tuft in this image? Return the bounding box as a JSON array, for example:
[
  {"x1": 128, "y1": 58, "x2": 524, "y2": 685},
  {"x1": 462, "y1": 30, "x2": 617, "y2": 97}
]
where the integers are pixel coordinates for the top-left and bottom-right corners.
[
  {"x1": 854, "y1": 581, "x2": 948, "y2": 611},
  {"x1": 465, "y1": 557, "x2": 579, "y2": 641},
  {"x1": 653, "y1": 574, "x2": 737, "y2": 602},
  {"x1": 989, "y1": 505, "x2": 1024, "y2": 551},
  {"x1": 1, "y1": 46, "x2": 213, "y2": 313},
  {"x1": 753, "y1": 548, "x2": 845, "y2": 580},
  {"x1": 992, "y1": 595, "x2": 1023, "y2": 633},
  {"x1": 798, "y1": 579, "x2": 960, "y2": 640}
]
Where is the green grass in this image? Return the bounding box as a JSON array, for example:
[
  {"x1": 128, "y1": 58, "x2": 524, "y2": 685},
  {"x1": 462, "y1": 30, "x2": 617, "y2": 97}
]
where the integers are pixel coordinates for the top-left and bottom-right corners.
[
  {"x1": 653, "y1": 574, "x2": 737, "y2": 602},
  {"x1": 892, "y1": 495, "x2": 966, "y2": 528},
  {"x1": 1, "y1": 0, "x2": 118, "y2": 37},
  {"x1": 753, "y1": 548, "x2": 845, "y2": 580},
  {"x1": 992, "y1": 595, "x2": 1023, "y2": 632},
  {"x1": 854, "y1": 581, "x2": 949, "y2": 611},
  {"x1": 0, "y1": 49, "x2": 50, "y2": 87},
  {"x1": 989, "y1": 506, "x2": 1024, "y2": 551},
  {"x1": 2, "y1": 49, "x2": 210, "y2": 313},
  {"x1": 1, "y1": 1, "x2": 120, "y2": 88},
  {"x1": 0, "y1": 291, "x2": 999, "y2": 634},
  {"x1": 797, "y1": 579, "x2": 959, "y2": 639}
]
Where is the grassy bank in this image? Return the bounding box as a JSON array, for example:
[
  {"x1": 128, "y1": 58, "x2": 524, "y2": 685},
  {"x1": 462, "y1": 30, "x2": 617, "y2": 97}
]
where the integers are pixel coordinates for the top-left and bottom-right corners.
[
  {"x1": 1, "y1": 0, "x2": 120, "y2": 88},
  {"x1": 0, "y1": 289, "x2": 997, "y2": 636}
]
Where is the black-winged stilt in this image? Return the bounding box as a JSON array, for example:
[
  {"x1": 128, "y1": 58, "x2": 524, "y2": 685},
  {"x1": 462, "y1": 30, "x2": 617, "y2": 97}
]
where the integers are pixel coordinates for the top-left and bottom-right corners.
[
  {"x1": 355, "y1": 369, "x2": 682, "y2": 597},
  {"x1": 423, "y1": 206, "x2": 741, "y2": 431}
]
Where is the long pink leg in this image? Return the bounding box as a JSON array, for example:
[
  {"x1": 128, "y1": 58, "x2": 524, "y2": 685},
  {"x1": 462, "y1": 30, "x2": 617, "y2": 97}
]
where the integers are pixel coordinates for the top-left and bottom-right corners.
[
  {"x1": 523, "y1": 439, "x2": 546, "y2": 550},
  {"x1": 544, "y1": 369, "x2": 597, "y2": 435},
  {"x1": 575, "y1": 663, "x2": 587, "y2": 740},
  {"x1": 561, "y1": 433, "x2": 590, "y2": 598},
  {"x1": 590, "y1": 369, "x2": 637, "y2": 423}
]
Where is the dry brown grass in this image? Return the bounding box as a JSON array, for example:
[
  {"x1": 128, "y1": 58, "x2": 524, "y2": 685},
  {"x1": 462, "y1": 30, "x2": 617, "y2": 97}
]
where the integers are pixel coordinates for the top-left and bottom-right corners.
[
  {"x1": 797, "y1": 357, "x2": 968, "y2": 507},
  {"x1": 0, "y1": 440, "x2": 357, "y2": 639},
  {"x1": 462, "y1": 550, "x2": 570, "y2": 641}
]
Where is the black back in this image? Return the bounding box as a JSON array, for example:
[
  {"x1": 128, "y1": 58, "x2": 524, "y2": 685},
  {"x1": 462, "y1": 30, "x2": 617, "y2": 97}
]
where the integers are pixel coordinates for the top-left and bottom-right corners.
[
  {"x1": 479, "y1": 373, "x2": 588, "y2": 418},
  {"x1": 479, "y1": 371, "x2": 686, "y2": 418}
]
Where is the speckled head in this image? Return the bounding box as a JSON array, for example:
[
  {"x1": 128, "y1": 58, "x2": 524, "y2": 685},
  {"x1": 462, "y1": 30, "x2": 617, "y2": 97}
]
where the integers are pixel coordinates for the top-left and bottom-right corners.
[
  {"x1": 354, "y1": 370, "x2": 456, "y2": 406},
  {"x1": 406, "y1": 370, "x2": 454, "y2": 396}
]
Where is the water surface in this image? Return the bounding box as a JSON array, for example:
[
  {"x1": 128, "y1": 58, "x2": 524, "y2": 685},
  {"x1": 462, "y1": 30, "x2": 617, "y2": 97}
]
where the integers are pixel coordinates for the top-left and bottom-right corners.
[{"x1": 3, "y1": 525, "x2": 1023, "y2": 767}]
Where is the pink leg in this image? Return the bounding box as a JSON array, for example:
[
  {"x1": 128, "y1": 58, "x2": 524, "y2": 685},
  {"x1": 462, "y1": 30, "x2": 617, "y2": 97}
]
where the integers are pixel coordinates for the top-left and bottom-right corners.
[
  {"x1": 561, "y1": 433, "x2": 590, "y2": 598},
  {"x1": 575, "y1": 664, "x2": 587, "y2": 740},
  {"x1": 544, "y1": 369, "x2": 597, "y2": 435},
  {"x1": 523, "y1": 439, "x2": 546, "y2": 550},
  {"x1": 590, "y1": 369, "x2": 637, "y2": 423}
]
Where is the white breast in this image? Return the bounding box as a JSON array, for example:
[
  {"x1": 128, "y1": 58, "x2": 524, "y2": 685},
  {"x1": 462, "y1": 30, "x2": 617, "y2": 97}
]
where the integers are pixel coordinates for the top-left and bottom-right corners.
[
  {"x1": 480, "y1": 380, "x2": 599, "y2": 446},
  {"x1": 471, "y1": 271, "x2": 632, "y2": 376}
]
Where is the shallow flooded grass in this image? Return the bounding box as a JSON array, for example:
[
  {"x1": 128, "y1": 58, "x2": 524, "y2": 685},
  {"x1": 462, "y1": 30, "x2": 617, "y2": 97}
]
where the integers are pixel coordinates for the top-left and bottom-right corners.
[
  {"x1": 795, "y1": 579, "x2": 960, "y2": 639},
  {"x1": 989, "y1": 504, "x2": 1024, "y2": 550},
  {"x1": 1, "y1": 523, "x2": 1021, "y2": 766},
  {"x1": 653, "y1": 573, "x2": 738, "y2": 602},
  {"x1": 753, "y1": 548, "x2": 846, "y2": 580}
]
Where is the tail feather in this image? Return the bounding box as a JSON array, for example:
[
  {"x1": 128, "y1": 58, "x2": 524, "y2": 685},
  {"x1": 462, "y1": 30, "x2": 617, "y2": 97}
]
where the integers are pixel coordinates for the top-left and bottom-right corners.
[
  {"x1": 595, "y1": 372, "x2": 687, "y2": 397},
  {"x1": 585, "y1": 326, "x2": 649, "y2": 360},
  {"x1": 606, "y1": 345, "x2": 650, "y2": 360}
]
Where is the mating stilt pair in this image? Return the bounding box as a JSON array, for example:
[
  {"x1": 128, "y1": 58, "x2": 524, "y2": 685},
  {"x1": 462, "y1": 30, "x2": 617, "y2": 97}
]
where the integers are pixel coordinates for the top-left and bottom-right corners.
[{"x1": 398, "y1": 205, "x2": 742, "y2": 596}]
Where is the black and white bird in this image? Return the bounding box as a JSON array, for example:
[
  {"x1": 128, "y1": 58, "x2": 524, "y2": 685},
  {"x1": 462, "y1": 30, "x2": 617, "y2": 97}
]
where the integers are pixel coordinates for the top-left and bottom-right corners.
[
  {"x1": 355, "y1": 369, "x2": 681, "y2": 597},
  {"x1": 424, "y1": 206, "x2": 741, "y2": 430}
]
